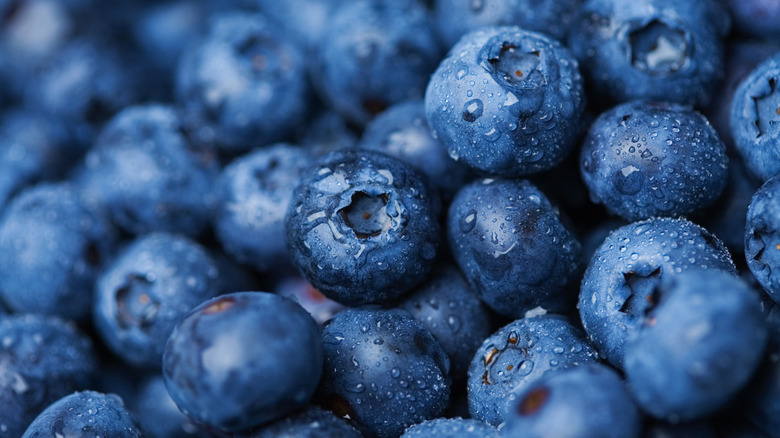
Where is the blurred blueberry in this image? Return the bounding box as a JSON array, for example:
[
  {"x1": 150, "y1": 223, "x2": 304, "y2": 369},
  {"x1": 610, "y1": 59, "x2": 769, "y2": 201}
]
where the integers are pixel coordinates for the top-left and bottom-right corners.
[
  {"x1": 133, "y1": 375, "x2": 207, "y2": 438},
  {"x1": 728, "y1": 0, "x2": 780, "y2": 41},
  {"x1": 273, "y1": 276, "x2": 346, "y2": 327},
  {"x1": 22, "y1": 391, "x2": 142, "y2": 437},
  {"x1": 400, "y1": 417, "x2": 498, "y2": 437},
  {"x1": 242, "y1": 406, "x2": 362, "y2": 438}
]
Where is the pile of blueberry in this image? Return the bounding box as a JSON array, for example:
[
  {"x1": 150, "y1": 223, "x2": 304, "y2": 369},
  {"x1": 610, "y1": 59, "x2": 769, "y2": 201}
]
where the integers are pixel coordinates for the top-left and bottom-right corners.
[{"x1": 3, "y1": 0, "x2": 780, "y2": 436}]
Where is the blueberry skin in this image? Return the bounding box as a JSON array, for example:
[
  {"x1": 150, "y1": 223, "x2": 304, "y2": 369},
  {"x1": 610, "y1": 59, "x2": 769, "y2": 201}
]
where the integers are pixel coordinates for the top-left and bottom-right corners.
[
  {"x1": 447, "y1": 178, "x2": 581, "y2": 318},
  {"x1": 163, "y1": 292, "x2": 324, "y2": 432},
  {"x1": 0, "y1": 315, "x2": 96, "y2": 438},
  {"x1": 425, "y1": 26, "x2": 586, "y2": 177},
  {"x1": 22, "y1": 391, "x2": 142, "y2": 438},
  {"x1": 579, "y1": 217, "x2": 736, "y2": 369},
  {"x1": 317, "y1": 308, "x2": 451, "y2": 438},
  {"x1": 568, "y1": 0, "x2": 729, "y2": 107},
  {"x1": 467, "y1": 315, "x2": 598, "y2": 427},
  {"x1": 624, "y1": 270, "x2": 768, "y2": 421},
  {"x1": 285, "y1": 149, "x2": 440, "y2": 307},
  {"x1": 728, "y1": 0, "x2": 780, "y2": 40},
  {"x1": 242, "y1": 406, "x2": 362, "y2": 438},
  {"x1": 242, "y1": 0, "x2": 348, "y2": 52},
  {"x1": 133, "y1": 375, "x2": 206, "y2": 438},
  {"x1": 730, "y1": 52, "x2": 780, "y2": 181},
  {"x1": 745, "y1": 175, "x2": 780, "y2": 302},
  {"x1": 400, "y1": 417, "x2": 498, "y2": 438},
  {"x1": 215, "y1": 143, "x2": 312, "y2": 273},
  {"x1": 94, "y1": 232, "x2": 221, "y2": 369},
  {"x1": 360, "y1": 100, "x2": 473, "y2": 200},
  {"x1": 580, "y1": 101, "x2": 729, "y2": 221},
  {"x1": 312, "y1": 0, "x2": 441, "y2": 125},
  {"x1": 503, "y1": 364, "x2": 642, "y2": 438},
  {"x1": 0, "y1": 183, "x2": 115, "y2": 320},
  {"x1": 176, "y1": 12, "x2": 309, "y2": 153},
  {"x1": 75, "y1": 104, "x2": 219, "y2": 236},
  {"x1": 433, "y1": 0, "x2": 582, "y2": 49},
  {"x1": 398, "y1": 265, "x2": 493, "y2": 383}
]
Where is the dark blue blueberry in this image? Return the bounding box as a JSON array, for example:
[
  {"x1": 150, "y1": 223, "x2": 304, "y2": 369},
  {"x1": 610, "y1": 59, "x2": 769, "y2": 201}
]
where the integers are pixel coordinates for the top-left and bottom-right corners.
[
  {"x1": 425, "y1": 26, "x2": 586, "y2": 177},
  {"x1": 312, "y1": 0, "x2": 441, "y2": 125},
  {"x1": 398, "y1": 265, "x2": 493, "y2": 383},
  {"x1": 467, "y1": 315, "x2": 598, "y2": 427},
  {"x1": 215, "y1": 143, "x2": 312, "y2": 273},
  {"x1": 133, "y1": 375, "x2": 206, "y2": 438},
  {"x1": 400, "y1": 417, "x2": 498, "y2": 437},
  {"x1": 298, "y1": 110, "x2": 358, "y2": 156},
  {"x1": 579, "y1": 217, "x2": 736, "y2": 369},
  {"x1": 568, "y1": 0, "x2": 730, "y2": 107},
  {"x1": 22, "y1": 391, "x2": 142, "y2": 438},
  {"x1": 360, "y1": 99, "x2": 473, "y2": 200},
  {"x1": 433, "y1": 0, "x2": 582, "y2": 49},
  {"x1": 74, "y1": 104, "x2": 219, "y2": 236},
  {"x1": 317, "y1": 307, "x2": 451, "y2": 438},
  {"x1": 447, "y1": 178, "x2": 581, "y2": 318},
  {"x1": 728, "y1": 0, "x2": 780, "y2": 41},
  {"x1": 740, "y1": 330, "x2": 780, "y2": 437},
  {"x1": 242, "y1": 406, "x2": 362, "y2": 438},
  {"x1": 0, "y1": 109, "x2": 73, "y2": 211},
  {"x1": 163, "y1": 292, "x2": 323, "y2": 432},
  {"x1": 0, "y1": 183, "x2": 116, "y2": 320},
  {"x1": 24, "y1": 38, "x2": 138, "y2": 149},
  {"x1": 624, "y1": 269, "x2": 768, "y2": 421},
  {"x1": 242, "y1": 0, "x2": 348, "y2": 52},
  {"x1": 94, "y1": 232, "x2": 221, "y2": 369},
  {"x1": 643, "y1": 419, "x2": 716, "y2": 438},
  {"x1": 746, "y1": 174, "x2": 780, "y2": 302},
  {"x1": 0, "y1": 314, "x2": 96, "y2": 438},
  {"x1": 580, "y1": 219, "x2": 627, "y2": 268},
  {"x1": 274, "y1": 275, "x2": 346, "y2": 326},
  {"x1": 502, "y1": 364, "x2": 641, "y2": 438},
  {"x1": 175, "y1": 12, "x2": 309, "y2": 154},
  {"x1": 580, "y1": 101, "x2": 729, "y2": 221},
  {"x1": 730, "y1": 51, "x2": 780, "y2": 181},
  {"x1": 285, "y1": 149, "x2": 440, "y2": 307}
]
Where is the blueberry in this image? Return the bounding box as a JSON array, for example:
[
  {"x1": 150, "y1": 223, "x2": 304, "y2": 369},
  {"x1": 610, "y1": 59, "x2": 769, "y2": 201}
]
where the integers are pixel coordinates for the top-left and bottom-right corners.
[
  {"x1": 568, "y1": 0, "x2": 729, "y2": 107},
  {"x1": 93, "y1": 232, "x2": 221, "y2": 369},
  {"x1": 730, "y1": 51, "x2": 780, "y2": 181},
  {"x1": 745, "y1": 175, "x2": 780, "y2": 302},
  {"x1": 242, "y1": 0, "x2": 348, "y2": 52},
  {"x1": 132, "y1": 375, "x2": 206, "y2": 438},
  {"x1": 312, "y1": 0, "x2": 441, "y2": 125},
  {"x1": 285, "y1": 148, "x2": 440, "y2": 307},
  {"x1": 0, "y1": 183, "x2": 116, "y2": 320},
  {"x1": 215, "y1": 143, "x2": 312, "y2": 273},
  {"x1": 298, "y1": 110, "x2": 358, "y2": 156},
  {"x1": 624, "y1": 269, "x2": 768, "y2": 421},
  {"x1": 74, "y1": 104, "x2": 219, "y2": 236},
  {"x1": 398, "y1": 265, "x2": 494, "y2": 383},
  {"x1": 360, "y1": 99, "x2": 473, "y2": 200},
  {"x1": 727, "y1": 0, "x2": 780, "y2": 41},
  {"x1": 502, "y1": 364, "x2": 642, "y2": 438},
  {"x1": 425, "y1": 26, "x2": 586, "y2": 177},
  {"x1": 400, "y1": 417, "x2": 498, "y2": 437},
  {"x1": 242, "y1": 406, "x2": 362, "y2": 438},
  {"x1": 0, "y1": 314, "x2": 96, "y2": 438},
  {"x1": 579, "y1": 100, "x2": 729, "y2": 221},
  {"x1": 433, "y1": 0, "x2": 582, "y2": 49},
  {"x1": 579, "y1": 217, "x2": 736, "y2": 369},
  {"x1": 467, "y1": 315, "x2": 598, "y2": 427},
  {"x1": 317, "y1": 307, "x2": 451, "y2": 438},
  {"x1": 162, "y1": 292, "x2": 323, "y2": 432},
  {"x1": 447, "y1": 178, "x2": 581, "y2": 318},
  {"x1": 274, "y1": 275, "x2": 346, "y2": 326},
  {"x1": 22, "y1": 391, "x2": 142, "y2": 438},
  {"x1": 175, "y1": 12, "x2": 309, "y2": 154}
]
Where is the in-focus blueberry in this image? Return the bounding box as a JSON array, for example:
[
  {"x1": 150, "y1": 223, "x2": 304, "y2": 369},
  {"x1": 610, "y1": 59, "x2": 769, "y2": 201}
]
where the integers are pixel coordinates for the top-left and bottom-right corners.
[
  {"x1": 176, "y1": 12, "x2": 309, "y2": 154},
  {"x1": 425, "y1": 26, "x2": 585, "y2": 177},
  {"x1": 730, "y1": 51, "x2": 780, "y2": 181},
  {"x1": 503, "y1": 364, "x2": 642, "y2": 438},
  {"x1": 746, "y1": 175, "x2": 780, "y2": 302},
  {"x1": 400, "y1": 417, "x2": 499, "y2": 438},
  {"x1": 317, "y1": 307, "x2": 451, "y2": 438},
  {"x1": 22, "y1": 391, "x2": 142, "y2": 438},
  {"x1": 467, "y1": 315, "x2": 598, "y2": 427},
  {"x1": 215, "y1": 143, "x2": 312, "y2": 273},
  {"x1": 94, "y1": 232, "x2": 221, "y2": 369},
  {"x1": 447, "y1": 178, "x2": 581, "y2": 318},
  {"x1": 0, "y1": 183, "x2": 116, "y2": 320},
  {"x1": 579, "y1": 217, "x2": 736, "y2": 369},
  {"x1": 624, "y1": 269, "x2": 768, "y2": 421},
  {"x1": 580, "y1": 100, "x2": 728, "y2": 221},
  {"x1": 285, "y1": 149, "x2": 440, "y2": 306},
  {"x1": 243, "y1": 406, "x2": 362, "y2": 438},
  {"x1": 163, "y1": 292, "x2": 323, "y2": 432}
]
